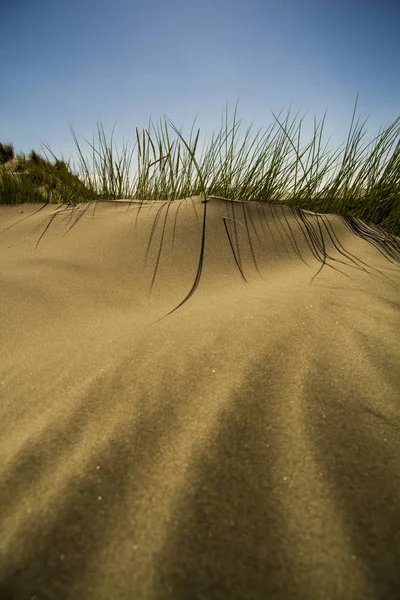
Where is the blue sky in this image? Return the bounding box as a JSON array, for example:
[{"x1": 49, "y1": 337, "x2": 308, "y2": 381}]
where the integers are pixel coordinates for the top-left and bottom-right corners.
[{"x1": 1, "y1": 0, "x2": 399, "y2": 167}]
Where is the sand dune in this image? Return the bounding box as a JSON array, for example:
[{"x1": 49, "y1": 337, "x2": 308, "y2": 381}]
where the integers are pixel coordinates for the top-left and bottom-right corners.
[{"x1": 1, "y1": 196, "x2": 400, "y2": 599}]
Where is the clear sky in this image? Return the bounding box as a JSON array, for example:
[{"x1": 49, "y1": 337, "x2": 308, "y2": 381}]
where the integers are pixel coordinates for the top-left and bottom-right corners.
[{"x1": 1, "y1": 0, "x2": 399, "y2": 167}]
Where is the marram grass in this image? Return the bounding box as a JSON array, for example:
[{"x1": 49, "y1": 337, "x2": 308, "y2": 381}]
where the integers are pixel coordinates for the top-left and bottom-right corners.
[{"x1": 1, "y1": 96, "x2": 399, "y2": 237}]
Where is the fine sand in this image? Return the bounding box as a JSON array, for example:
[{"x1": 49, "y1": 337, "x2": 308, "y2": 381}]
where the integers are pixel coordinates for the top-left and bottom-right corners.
[{"x1": 1, "y1": 196, "x2": 400, "y2": 600}]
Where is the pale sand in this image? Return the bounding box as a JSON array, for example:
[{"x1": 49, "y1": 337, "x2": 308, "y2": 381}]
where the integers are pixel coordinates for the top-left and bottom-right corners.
[{"x1": 1, "y1": 196, "x2": 400, "y2": 599}]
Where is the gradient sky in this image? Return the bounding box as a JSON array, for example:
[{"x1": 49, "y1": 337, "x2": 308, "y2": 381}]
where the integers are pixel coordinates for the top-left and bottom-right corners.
[{"x1": 1, "y1": 0, "x2": 399, "y2": 167}]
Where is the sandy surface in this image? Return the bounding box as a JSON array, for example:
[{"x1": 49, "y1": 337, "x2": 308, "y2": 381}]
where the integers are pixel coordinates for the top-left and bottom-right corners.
[{"x1": 1, "y1": 195, "x2": 400, "y2": 600}]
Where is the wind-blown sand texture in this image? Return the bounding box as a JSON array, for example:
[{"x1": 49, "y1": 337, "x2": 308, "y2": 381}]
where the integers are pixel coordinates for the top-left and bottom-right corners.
[{"x1": 1, "y1": 195, "x2": 400, "y2": 600}]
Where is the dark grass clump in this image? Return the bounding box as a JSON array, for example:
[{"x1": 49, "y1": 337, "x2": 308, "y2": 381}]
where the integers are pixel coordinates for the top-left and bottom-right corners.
[
  {"x1": 0, "y1": 149, "x2": 99, "y2": 205},
  {"x1": 0, "y1": 143, "x2": 15, "y2": 165}
]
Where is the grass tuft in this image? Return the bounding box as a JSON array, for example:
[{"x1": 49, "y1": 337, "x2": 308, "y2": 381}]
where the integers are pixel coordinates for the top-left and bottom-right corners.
[{"x1": 1, "y1": 95, "x2": 399, "y2": 236}]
